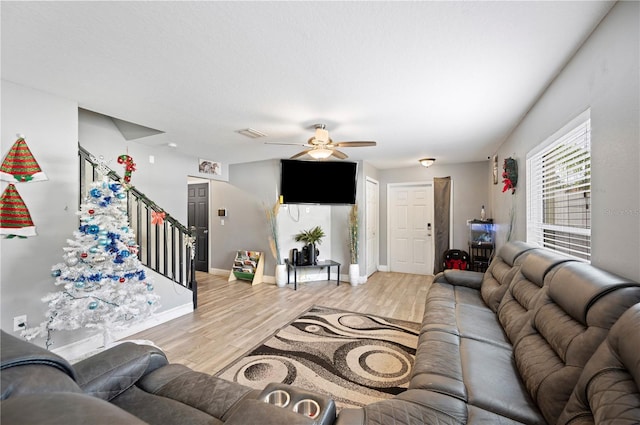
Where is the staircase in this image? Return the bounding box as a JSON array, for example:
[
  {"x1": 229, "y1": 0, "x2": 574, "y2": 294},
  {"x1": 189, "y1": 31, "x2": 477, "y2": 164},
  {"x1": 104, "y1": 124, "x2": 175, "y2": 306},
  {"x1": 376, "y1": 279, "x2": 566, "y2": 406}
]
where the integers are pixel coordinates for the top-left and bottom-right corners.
[{"x1": 78, "y1": 145, "x2": 198, "y2": 308}]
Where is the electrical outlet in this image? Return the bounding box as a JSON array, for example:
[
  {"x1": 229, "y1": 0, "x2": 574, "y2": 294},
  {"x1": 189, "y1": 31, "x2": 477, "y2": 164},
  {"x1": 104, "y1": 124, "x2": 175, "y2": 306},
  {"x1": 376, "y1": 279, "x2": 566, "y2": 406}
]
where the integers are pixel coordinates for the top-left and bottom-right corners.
[{"x1": 13, "y1": 315, "x2": 27, "y2": 332}]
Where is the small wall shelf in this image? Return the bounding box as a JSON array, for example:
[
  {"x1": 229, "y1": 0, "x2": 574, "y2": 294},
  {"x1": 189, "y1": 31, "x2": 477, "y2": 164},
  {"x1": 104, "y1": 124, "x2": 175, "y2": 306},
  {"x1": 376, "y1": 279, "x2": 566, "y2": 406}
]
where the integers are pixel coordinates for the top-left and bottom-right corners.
[{"x1": 229, "y1": 250, "x2": 264, "y2": 285}]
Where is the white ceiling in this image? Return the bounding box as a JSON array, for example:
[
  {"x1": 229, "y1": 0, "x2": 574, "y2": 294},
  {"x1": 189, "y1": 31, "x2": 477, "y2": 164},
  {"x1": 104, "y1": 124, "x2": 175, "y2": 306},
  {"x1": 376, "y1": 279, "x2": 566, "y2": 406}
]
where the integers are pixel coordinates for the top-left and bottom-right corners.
[{"x1": 1, "y1": 1, "x2": 614, "y2": 169}]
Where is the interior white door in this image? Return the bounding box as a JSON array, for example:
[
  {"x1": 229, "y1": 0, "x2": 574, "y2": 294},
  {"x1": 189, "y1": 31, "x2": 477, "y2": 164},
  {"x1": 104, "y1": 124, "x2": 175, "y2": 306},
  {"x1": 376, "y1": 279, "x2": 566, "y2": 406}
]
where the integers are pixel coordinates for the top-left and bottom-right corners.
[
  {"x1": 388, "y1": 183, "x2": 434, "y2": 275},
  {"x1": 365, "y1": 178, "x2": 379, "y2": 276}
]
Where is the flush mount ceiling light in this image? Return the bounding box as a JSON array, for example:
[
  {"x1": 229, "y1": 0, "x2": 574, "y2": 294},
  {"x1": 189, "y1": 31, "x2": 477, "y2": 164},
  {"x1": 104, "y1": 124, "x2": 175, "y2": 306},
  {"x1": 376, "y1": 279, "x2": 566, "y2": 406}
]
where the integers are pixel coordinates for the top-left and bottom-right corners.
[
  {"x1": 237, "y1": 128, "x2": 268, "y2": 139},
  {"x1": 308, "y1": 147, "x2": 333, "y2": 160},
  {"x1": 419, "y1": 158, "x2": 436, "y2": 167}
]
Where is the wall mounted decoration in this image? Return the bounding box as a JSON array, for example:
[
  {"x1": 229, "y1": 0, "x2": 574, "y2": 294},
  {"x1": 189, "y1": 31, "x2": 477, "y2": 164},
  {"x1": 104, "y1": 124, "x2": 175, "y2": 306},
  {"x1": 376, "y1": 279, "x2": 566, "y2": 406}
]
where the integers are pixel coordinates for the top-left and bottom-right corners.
[
  {"x1": 492, "y1": 155, "x2": 499, "y2": 185},
  {"x1": 502, "y1": 157, "x2": 518, "y2": 194},
  {"x1": 0, "y1": 135, "x2": 48, "y2": 182},
  {"x1": 198, "y1": 159, "x2": 221, "y2": 175},
  {"x1": 0, "y1": 184, "x2": 36, "y2": 238}
]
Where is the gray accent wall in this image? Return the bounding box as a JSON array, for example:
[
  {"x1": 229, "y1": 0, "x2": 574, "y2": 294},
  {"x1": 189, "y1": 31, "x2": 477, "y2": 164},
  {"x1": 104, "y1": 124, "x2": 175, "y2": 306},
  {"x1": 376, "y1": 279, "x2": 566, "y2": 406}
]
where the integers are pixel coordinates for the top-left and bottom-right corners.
[
  {"x1": 377, "y1": 161, "x2": 490, "y2": 266},
  {"x1": 489, "y1": 1, "x2": 639, "y2": 281},
  {"x1": 1, "y1": 81, "x2": 79, "y2": 345}
]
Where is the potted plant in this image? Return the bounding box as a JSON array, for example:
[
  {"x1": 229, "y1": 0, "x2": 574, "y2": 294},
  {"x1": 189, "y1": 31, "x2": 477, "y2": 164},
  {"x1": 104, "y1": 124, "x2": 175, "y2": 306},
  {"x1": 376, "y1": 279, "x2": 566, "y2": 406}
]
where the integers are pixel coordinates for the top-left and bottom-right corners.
[
  {"x1": 294, "y1": 225, "x2": 325, "y2": 265},
  {"x1": 348, "y1": 204, "x2": 360, "y2": 285},
  {"x1": 265, "y1": 199, "x2": 286, "y2": 287}
]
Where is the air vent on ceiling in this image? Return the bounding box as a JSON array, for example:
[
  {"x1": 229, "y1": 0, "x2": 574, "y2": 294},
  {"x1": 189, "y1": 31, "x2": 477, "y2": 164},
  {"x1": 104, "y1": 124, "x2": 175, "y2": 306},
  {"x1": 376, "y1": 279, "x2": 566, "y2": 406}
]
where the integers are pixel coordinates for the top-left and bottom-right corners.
[{"x1": 237, "y1": 128, "x2": 267, "y2": 139}]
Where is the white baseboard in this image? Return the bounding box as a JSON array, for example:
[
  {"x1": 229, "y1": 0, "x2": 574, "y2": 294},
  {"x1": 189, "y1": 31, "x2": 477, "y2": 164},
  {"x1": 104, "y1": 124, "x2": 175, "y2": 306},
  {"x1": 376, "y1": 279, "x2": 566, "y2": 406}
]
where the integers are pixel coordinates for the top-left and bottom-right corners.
[
  {"x1": 52, "y1": 302, "x2": 193, "y2": 363},
  {"x1": 210, "y1": 267, "x2": 229, "y2": 276},
  {"x1": 378, "y1": 265, "x2": 389, "y2": 272}
]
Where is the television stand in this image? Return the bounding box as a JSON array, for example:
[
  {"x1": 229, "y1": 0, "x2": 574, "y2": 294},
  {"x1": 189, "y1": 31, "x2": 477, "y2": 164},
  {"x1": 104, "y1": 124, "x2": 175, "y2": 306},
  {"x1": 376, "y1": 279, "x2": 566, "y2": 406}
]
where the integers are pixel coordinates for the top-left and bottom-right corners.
[{"x1": 284, "y1": 259, "x2": 341, "y2": 290}]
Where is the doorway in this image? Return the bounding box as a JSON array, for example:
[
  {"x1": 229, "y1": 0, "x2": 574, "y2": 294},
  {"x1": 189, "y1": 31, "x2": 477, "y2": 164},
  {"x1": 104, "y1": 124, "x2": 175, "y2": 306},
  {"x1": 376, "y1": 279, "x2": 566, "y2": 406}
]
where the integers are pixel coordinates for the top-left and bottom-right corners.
[
  {"x1": 365, "y1": 177, "x2": 379, "y2": 277},
  {"x1": 188, "y1": 182, "x2": 209, "y2": 272},
  {"x1": 388, "y1": 182, "x2": 434, "y2": 275}
]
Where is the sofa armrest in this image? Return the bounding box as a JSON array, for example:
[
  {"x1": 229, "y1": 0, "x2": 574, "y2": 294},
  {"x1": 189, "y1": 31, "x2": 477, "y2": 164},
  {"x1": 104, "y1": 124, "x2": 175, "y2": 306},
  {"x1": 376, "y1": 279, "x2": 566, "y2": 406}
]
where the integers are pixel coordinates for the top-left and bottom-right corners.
[
  {"x1": 434, "y1": 269, "x2": 484, "y2": 289},
  {"x1": 74, "y1": 342, "x2": 168, "y2": 401},
  {"x1": 0, "y1": 392, "x2": 149, "y2": 425},
  {"x1": 137, "y1": 364, "x2": 259, "y2": 421}
]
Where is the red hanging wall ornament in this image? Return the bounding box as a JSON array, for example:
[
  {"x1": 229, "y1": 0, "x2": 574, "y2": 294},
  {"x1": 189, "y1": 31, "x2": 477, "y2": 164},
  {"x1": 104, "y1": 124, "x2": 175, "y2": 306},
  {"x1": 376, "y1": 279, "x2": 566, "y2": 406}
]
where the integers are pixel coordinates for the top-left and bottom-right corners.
[
  {"x1": 117, "y1": 154, "x2": 136, "y2": 184},
  {"x1": 502, "y1": 157, "x2": 518, "y2": 194}
]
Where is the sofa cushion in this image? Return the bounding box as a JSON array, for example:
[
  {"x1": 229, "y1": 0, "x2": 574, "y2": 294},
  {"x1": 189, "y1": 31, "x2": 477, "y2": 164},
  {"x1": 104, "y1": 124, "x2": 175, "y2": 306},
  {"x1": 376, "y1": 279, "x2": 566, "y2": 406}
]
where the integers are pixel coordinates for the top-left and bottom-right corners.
[
  {"x1": 497, "y1": 249, "x2": 575, "y2": 343},
  {"x1": 514, "y1": 262, "x2": 640, "y2": 425},
  {"x1": 558, "y1": 303, "x2": 640, "y2": 425},
  {"x1": 480, "y1": 241, "x2": 537, "y2": 312}
]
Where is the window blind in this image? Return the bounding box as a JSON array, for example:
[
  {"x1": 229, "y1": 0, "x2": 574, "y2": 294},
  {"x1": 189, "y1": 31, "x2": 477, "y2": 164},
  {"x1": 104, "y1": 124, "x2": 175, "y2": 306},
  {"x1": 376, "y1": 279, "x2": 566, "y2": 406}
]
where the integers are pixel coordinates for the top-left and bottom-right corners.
[{"x1": 527, "y1": 118, "x2": 591, "y2": 261}]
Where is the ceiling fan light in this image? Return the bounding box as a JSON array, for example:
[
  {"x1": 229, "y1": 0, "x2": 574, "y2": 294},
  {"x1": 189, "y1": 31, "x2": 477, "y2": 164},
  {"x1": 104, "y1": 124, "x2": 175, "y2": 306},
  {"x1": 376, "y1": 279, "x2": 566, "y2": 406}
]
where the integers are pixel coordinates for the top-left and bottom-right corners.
[
  {"x1": 419, "y1": 157, "x2": 436, "y2": 167},
  {"x1": 315, "y1": 127, "x2": 329, "y2": 143},
  {"x1": 308, "y1": 148, "x2": 333, "y2": 159}
]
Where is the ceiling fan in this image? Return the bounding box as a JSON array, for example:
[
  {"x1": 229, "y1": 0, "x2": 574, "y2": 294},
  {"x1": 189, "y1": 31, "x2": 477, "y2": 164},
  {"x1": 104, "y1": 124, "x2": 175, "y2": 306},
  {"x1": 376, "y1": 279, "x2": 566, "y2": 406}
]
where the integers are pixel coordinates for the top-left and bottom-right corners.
[{"x1": 266, "y1": 124, "x2": 376, "y2": 159}]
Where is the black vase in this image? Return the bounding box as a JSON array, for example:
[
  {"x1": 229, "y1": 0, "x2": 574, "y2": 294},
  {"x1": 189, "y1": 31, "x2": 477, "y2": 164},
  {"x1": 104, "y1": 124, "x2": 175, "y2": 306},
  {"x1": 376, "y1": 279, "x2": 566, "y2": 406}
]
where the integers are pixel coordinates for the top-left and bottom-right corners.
[{"x1": 308, "y1": 243, "x2": 317, "y2": 265}]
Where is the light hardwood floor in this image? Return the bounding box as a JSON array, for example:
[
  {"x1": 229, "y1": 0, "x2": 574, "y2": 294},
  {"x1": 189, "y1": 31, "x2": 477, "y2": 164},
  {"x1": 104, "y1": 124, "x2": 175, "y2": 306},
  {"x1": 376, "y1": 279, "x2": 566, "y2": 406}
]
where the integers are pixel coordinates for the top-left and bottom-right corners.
[{"x1": 127, "y1": 271, "x2": 431, "y2": 375}]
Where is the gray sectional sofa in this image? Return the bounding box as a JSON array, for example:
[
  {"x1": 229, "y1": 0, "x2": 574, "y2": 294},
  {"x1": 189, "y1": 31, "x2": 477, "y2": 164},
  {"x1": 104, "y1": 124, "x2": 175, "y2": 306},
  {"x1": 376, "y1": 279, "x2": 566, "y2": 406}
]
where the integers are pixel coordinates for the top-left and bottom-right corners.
[
  {"x1": 336, "y1": 241, "x2": 640, "y2": 425},
  {"x1": 1, "y1": 331, "x2": 336, "y2": 425}
]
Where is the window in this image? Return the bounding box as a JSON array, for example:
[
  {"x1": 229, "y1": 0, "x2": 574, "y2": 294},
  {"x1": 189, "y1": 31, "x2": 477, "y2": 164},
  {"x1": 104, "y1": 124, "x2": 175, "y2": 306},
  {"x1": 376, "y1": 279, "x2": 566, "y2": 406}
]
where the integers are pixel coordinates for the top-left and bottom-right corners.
[{"x1": 526, "y1": 111, "x2": 591, "y2": 261}]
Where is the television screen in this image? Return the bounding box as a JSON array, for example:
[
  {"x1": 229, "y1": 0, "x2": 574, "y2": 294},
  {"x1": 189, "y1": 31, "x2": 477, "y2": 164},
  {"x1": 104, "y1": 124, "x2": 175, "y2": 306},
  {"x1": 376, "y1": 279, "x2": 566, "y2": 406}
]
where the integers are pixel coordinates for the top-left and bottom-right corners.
[{"x1": 280, "y1": 159, "x2": 358, "y2": 205}]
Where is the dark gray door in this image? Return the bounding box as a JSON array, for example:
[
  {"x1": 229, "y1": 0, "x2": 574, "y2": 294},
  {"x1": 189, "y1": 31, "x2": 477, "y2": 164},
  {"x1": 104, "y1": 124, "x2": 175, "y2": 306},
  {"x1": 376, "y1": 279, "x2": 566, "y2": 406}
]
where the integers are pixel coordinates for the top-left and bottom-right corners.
[{"x1": 188, "y1": 183, "x2": 209, "y2": 272}]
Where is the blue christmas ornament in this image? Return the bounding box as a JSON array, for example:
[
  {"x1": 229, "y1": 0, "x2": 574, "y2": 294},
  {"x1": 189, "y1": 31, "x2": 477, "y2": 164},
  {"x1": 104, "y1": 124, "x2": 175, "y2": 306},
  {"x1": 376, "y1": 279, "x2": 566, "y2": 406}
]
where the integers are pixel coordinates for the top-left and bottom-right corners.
[
  {"x1": 99, "y1": 230, "x2": 108, "y2": 236},
  {"x1": 98, "y1": 237, "x2": 108, "y2": 246},
  {"x1": 51, "y1": 269, "x2": 61, "y2": 277},
  {"x1": 90, "y1": 188, "x2": 102, "y2": 198},
  {"x1": 120, "y1": 250, "x2": 130, "y2": 258},
  {"x1": 89, "y1": 246, "x2": 99, "y2": 254},
  {"x1": 87, "y1": 225, "x2": 100, "y2": 234},
  {"x1": 75, "y1": 281, "x2": 86, "y2": 289},
  {"x1": 88, "y1": 301, "x2": 98, "y2": 310},
  {"x1": 114, "y1": 256, "x2": 124, "y2": 264},
  {"x1": 117, "y1": 192, "x2": 127, "y2": 199},
  {"x1": 109, "y1": 182, "x2": 121, "y2": 192},
  {"x1": 147, "y1": 284, "x2": 154, "y2": 291}
]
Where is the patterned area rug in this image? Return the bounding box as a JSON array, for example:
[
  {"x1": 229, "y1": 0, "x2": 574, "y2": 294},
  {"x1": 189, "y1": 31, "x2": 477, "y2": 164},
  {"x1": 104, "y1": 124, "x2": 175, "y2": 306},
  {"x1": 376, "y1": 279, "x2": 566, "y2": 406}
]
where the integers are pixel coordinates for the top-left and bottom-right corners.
[{"x1": 216, "y1": 305, "x2": 420, "y2": 409}]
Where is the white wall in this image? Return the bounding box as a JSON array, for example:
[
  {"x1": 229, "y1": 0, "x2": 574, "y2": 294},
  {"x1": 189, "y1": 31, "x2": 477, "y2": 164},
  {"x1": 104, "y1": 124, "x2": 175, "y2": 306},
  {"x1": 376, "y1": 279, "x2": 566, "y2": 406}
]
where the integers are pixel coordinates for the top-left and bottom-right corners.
[{"x1": 490, "y1": 1, "x2": 639, "y2": 281}]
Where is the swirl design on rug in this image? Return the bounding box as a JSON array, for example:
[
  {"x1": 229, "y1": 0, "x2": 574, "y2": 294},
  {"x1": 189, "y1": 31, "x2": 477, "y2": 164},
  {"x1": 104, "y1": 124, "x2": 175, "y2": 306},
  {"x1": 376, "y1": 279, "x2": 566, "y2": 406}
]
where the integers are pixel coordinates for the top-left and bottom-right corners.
[{"x1": 216, "y1": 306, "x2": 420, "y2": 409}]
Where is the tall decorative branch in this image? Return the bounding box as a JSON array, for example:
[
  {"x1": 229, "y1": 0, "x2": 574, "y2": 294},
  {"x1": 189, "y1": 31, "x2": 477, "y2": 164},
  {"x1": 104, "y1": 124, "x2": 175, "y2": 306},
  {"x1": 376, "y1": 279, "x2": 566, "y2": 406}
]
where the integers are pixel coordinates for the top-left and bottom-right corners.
[
  {"x1": 264, "y1": 199, "x2": 282, "y2": 265},
  {"x1": 348, "y1": 204, "x2": 359, "y2": 264}
]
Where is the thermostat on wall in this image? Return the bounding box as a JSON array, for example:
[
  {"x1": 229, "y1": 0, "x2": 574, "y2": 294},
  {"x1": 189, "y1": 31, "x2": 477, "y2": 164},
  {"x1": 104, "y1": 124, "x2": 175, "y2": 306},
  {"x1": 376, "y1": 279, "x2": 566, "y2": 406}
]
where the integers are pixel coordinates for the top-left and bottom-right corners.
[{"x1": 217, "y1": 208, "x2": 227, "y2": 217}]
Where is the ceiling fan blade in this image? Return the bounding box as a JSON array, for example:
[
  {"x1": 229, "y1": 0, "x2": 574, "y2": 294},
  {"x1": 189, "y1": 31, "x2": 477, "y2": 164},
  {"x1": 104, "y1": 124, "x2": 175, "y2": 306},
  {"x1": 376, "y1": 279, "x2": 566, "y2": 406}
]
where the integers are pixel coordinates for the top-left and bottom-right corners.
[
  {"x1": 331, "y1": 149, "x2": 349, "y2": 159},
  {"x1": 265, "y1": 141, "x2": 311, "y2": 147},
  {"x1": 290, "y1": 149, "x2": 312, "y2": 159},
  {"x1": 334, "y1": 141, "x2": 377, "y2": 147}
]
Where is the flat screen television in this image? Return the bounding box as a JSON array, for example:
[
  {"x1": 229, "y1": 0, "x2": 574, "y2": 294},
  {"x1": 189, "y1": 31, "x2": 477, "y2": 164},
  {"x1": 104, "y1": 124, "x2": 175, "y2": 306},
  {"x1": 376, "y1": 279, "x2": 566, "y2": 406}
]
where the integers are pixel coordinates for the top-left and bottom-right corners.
[{"x1": 280, "y1": 159, "x2": 358, "y2": 205}]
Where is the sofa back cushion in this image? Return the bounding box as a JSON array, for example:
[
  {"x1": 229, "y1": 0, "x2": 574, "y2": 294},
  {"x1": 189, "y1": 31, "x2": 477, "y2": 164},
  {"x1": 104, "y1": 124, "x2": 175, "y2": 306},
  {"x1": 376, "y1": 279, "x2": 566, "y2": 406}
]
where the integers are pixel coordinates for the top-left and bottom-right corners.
[
  {"x1": 497, "y1": 249, "x2": 575, "y2": 343},
  {"x1": 513, "y1": 262, "x2": 640, "y2": 425},
  {"x1": 557, "y1": 303, "x2": 640, "y2": 425},
  {"x1": 480, "y1": 241, "x2": 536, "y2": 312}
]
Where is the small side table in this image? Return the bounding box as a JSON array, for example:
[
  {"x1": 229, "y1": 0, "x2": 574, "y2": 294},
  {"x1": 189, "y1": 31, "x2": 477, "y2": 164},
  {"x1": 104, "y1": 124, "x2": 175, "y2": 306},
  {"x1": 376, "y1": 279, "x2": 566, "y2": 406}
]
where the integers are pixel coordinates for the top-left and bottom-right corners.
[{"x1": 284, "y1": 259, "x2": 341, "y2": 290}]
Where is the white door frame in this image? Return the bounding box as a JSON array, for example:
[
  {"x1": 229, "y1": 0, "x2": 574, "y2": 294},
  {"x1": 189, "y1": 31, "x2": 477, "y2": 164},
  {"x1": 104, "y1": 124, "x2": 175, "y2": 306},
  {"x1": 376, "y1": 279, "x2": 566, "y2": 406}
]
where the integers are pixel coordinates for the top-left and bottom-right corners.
[
  {"x1": 386, "y1": 180, "x2": 454, "y2": 274},
  {"x1": 365, "y1": 176, "x2": 379, "y2": 277}
]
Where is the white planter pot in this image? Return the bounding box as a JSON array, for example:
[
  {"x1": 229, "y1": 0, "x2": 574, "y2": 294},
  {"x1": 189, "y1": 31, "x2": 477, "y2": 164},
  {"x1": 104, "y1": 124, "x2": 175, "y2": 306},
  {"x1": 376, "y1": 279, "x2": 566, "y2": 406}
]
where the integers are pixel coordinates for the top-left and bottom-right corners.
[
  {"x1": 349, "y1": 264, "x2": 360, "y2": 286},
  {"x1": 275, "y1": 264, "x2": 287, "y2": 287}
]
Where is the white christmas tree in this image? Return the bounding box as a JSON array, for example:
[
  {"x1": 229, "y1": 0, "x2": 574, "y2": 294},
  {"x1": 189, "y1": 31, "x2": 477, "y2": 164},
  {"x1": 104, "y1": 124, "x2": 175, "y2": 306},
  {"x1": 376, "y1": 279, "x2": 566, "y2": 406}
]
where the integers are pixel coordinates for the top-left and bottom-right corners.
[{"x1": 23, "y1": 178, "x2": 159, "y2": 348}]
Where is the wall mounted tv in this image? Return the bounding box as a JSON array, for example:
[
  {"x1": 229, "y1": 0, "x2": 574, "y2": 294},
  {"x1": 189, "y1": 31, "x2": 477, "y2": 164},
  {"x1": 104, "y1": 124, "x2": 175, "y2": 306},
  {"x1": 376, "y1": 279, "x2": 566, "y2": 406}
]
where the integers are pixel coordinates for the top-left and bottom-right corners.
[{"x1": 280, "y1": 159, "x2": 358, "y2": 205}]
